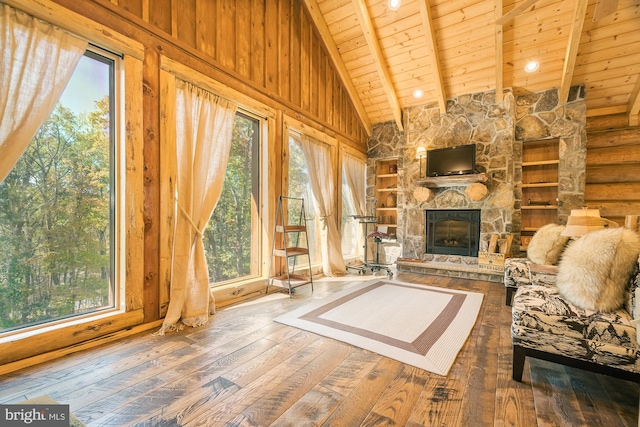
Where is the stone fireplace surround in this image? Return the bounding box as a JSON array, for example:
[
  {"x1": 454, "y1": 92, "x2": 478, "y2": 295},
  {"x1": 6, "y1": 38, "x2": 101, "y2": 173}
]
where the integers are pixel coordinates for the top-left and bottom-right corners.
[{"x1": 366, "y1": 87, "x2": 587, "y2": 282}]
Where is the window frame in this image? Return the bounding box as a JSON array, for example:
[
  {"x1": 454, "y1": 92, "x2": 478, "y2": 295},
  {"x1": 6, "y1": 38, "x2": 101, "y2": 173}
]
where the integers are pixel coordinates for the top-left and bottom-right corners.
[{"x1": 158, "y1": 56, "x2": 276, "y2": 313}]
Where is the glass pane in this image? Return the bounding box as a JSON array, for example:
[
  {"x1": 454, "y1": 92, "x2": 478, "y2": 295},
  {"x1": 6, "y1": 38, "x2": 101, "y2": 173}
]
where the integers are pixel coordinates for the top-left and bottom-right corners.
[
  {"x1": 341, "y1": 176, "x2": 358, "y2": 257},
  {"x1": 204, "y1": 113, "x2": 260, "y2": 284},
  {"x1": 287, "y1": 137, "x2": 322, "y2": 265},
  {"x1": 0, "y1": 52, "x2": 114, "y2": 333}
]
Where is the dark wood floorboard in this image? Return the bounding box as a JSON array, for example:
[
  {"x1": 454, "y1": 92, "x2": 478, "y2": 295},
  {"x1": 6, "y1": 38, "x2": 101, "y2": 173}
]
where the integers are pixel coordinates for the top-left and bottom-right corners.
[{"x1": 0, "y1": 271, "x2": 638, "y2": 426}]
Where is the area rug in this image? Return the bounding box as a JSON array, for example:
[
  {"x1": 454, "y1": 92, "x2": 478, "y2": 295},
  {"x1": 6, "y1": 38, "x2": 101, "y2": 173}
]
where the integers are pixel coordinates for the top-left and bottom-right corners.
[{"x1": 274, "y1": 279, "x2": 484, "y2": 376}]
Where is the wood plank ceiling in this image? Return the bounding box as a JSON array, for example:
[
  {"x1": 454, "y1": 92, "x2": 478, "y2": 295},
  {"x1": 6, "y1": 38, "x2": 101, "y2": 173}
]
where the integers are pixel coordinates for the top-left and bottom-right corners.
[{"x1": 304, "y1": 0, "x2": 640, "y2": 133}]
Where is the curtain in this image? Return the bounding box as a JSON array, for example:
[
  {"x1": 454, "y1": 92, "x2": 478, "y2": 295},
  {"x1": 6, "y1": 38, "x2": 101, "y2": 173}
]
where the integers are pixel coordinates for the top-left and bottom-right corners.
[
  {"x1": 299, "y1": 135, "x2": 346, "y2": 276},
  {"x1": 0, "y1": 4, "x2": 87, "y2": 183},
  {"x1": 343, "y1": 153, "x2": 367, "y2": 260},
  {"x1": 158, "y1": 80, "x2": 237, "y2": 334}
]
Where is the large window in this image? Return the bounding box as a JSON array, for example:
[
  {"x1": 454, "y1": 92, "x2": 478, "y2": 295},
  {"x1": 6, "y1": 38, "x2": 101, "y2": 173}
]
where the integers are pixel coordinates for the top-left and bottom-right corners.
[
  {"x1": 0, "y1": 50, "x2": 117, "y2": 333},
  {"x1": 203, "y1": 112, "x2": 261, "y2": 285},
  {"x1": 287, "y1": 135, "x2": 322, "y2": 266}
]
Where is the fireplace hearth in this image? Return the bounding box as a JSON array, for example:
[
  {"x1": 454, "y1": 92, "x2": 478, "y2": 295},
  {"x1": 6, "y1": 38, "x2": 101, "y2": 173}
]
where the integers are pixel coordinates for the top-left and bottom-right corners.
[{"x1": 426, "y1": 209, "x2": 481, "y2": 257}]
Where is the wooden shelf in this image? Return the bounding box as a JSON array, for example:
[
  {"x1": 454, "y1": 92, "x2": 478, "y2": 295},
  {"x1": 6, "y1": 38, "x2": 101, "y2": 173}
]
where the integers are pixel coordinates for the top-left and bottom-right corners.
[
  {"x1": 375, "y1": 158, "x2": 399, "y2": 228},
  {"x1": 520, "y1": 139, "x2": 559, "y2": 238},
  {"x1": 414, "y1": 172, "x2": 489, "y2": 188},
  {"x1": 273, "y1": 247, "x2": 309, "y2": 257},
  {"x1": 275, "y1": 225, "x2": 306, "y2": 232}
]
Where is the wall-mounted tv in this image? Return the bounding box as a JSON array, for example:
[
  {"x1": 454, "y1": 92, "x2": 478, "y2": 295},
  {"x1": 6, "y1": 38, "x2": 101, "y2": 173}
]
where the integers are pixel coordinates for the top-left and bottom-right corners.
[{"x1": 426, "y1": 144, "x2": 477, "y2": 177}]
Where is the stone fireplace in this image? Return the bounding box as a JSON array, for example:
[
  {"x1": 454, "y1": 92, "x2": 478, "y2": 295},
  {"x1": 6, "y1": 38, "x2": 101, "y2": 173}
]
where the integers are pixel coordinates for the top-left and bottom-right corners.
[
  {"x1": 426, "y1": 209, "x2": 480, "y2": 257},
  {"x1": 365, "y1": 86, "x2": 587, "y2": 282}
]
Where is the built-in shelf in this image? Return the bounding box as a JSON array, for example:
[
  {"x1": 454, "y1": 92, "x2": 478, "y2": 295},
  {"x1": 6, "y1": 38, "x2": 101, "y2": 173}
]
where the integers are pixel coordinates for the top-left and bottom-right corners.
[
  {"x1": 414, "y1": 172, "x2": 489, "y2": 188},
  {"x1": 520, "y1": 138, "x2": 560, "y2": 245}
]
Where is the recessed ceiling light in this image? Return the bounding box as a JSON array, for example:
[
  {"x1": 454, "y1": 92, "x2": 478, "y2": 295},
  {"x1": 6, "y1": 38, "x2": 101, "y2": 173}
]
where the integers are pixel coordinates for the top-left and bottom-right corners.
[
  {"x1": 524, "y1": 61, "x2": 540, "y2": 73},
  {"x1": 413, "y1": 89, "x2": 424, "y2": 99},
  {"x1": 388, "y1": 0, "x2": 401, "y2": 11}
]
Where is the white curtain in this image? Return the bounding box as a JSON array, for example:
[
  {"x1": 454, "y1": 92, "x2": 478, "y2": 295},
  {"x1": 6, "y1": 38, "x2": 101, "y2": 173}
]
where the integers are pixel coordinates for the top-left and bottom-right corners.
[
  {"x1": 299, "y1": 135, "x2": 346, "y2": 276},
  {"x1": 0, "y1": 4, "x2": 87, "y2": 183},
  {"x1": 343, "y1": 153, "x2": 367, "y2": 260},
  {"x1": 158, "y1": 80, "x2": 237, "y2": 334}
]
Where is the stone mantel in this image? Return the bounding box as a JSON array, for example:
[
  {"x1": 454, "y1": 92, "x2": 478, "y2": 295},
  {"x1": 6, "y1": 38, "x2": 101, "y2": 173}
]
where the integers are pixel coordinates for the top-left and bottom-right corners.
[{"x1": 414, "y1": 172, "x2": 489, "y2": 188}]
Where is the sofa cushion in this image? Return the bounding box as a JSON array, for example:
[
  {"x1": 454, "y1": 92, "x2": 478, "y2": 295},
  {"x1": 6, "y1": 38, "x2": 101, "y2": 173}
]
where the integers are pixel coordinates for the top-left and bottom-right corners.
[
  {"x1": 527, "y1": 224, "x2": 570, "y2": 265},
  {"x1": 503, "y1": 258, "x2": 531, "y2": 288},
  {"x1": 512, "y1": 284, "x2": 639, "y2": 372},
  {"x1": 556, "y1": 228, "x2": 640, "y2": 312}
]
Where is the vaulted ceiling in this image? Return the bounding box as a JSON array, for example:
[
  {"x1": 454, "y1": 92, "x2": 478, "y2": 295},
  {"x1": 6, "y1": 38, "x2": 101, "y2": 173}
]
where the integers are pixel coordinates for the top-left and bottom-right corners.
[{"x1": 303, "y1": 0, "x2": 640, "y2": 134}]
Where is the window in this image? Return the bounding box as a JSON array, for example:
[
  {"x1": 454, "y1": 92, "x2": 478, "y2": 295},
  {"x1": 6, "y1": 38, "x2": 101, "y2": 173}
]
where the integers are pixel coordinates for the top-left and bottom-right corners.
[
  {"x1": 341, "y1": 176, "x2": 359, "y2": 259},
  {"x1": 0, "y1": 49, "x2": 118, "y2": 333},
  {"x1": 287, "y1": 135, "x2": 322, "y2": 266},
  {"x1": 203, "y1": 112, "x2": 261, "y2": 285}
]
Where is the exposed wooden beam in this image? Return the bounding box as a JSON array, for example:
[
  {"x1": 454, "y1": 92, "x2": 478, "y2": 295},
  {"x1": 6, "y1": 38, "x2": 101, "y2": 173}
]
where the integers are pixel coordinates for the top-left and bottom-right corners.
[
  {"x1": 628, "y1": 74, "x2": 640, "y2": 126},
  {"x1": 301, "y1": 0, "x2": 373, "y2": 136},
  {"x1": 559, "y1": 0, "x2": 588, "y2": 104},
  {"x1": 494, "y1": 0, "x2": 503, "y2": 103},
  {"x1": 351, "y1": 0, "x2": 404, "y2": 131},
  {"x1": 417, "y1": 0, "x2": 446, "y2": 113},
  {"x1": 495, "y1": 0, "x2": 540, "y2": 25}
]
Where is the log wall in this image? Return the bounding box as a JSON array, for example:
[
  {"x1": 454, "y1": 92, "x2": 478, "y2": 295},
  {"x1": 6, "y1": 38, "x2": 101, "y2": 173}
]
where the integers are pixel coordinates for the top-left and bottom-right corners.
[
  {"x1": 0, "y1": 0, "x2": 368, "y2": 368},
  {"x1": 47, "y1": 0, "x2": 368, "y2": 322},
  {"x1": 102, "y1": 0, "x2": 366, "y2": 141},
  {"x1": 585, "y1": 113, "x2": 640, "y2": 226}
]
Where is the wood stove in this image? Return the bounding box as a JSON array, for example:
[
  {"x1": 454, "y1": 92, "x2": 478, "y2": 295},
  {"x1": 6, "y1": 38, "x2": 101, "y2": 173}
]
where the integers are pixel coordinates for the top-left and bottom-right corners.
[{"x1": 425, "y1": 209, "x2": 481, "y2": 257}]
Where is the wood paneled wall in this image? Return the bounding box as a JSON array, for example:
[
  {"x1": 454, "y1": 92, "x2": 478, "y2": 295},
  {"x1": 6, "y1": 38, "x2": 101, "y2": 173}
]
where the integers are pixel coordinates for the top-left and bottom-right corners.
[
  {"x1": 585, "y1": 114, "x2": 640, "y2": 226},
  {"x1": 109, "y1": 0, "x2": 366, "y2": 142},
  {"x1": 42, "y1": 0, "x2": 368, "y2": 324}
]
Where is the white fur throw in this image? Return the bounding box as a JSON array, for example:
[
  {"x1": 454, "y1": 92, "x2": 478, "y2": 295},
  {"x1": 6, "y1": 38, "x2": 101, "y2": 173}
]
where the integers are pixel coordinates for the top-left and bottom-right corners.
[
  {"x1": 527, "y1": 224, "x2": 570, "y2": 265},
  {"x1": 557, "y1": 228, "x2": 640, "y2": 312}
]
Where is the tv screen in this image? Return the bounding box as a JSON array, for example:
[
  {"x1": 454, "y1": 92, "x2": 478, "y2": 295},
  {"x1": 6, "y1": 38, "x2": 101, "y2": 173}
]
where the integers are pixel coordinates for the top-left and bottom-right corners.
[{"x1": 426, "y1": 144, "x2": 476, "y2": 177}]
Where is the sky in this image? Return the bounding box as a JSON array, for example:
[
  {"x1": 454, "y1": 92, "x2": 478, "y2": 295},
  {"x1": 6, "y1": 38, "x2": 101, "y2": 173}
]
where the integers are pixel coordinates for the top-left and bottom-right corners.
[{"x1": 58, "y1": 54, "x2": 110, "y2": 115}]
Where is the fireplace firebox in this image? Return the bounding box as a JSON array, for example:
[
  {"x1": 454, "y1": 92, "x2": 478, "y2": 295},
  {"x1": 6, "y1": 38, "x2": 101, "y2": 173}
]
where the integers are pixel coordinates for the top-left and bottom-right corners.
[{"x1": 425, "y1": 209, "x2": 481, "y2": 257}]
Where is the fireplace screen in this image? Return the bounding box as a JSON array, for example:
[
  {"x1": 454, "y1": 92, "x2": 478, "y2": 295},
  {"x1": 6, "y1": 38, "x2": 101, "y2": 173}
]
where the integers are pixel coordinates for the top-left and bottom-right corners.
[{"x1": 426, "y1": 210, "x2": 481, "y2": 257}]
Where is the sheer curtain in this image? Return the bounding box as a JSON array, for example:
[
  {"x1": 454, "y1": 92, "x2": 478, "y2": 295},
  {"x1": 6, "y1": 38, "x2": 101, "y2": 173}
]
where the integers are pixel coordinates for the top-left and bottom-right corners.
[
  {"x1": 299, "y1": 135, "x2": 346, "y2": 276},
  {"x1": 158, "y1": 80, "x2": 237, "y2": 334},
  {"x1": 0, "y1": 4, "x2": 87, "y2": 183},
  {"x1": 343, "y1": 153, "x2": 367, "y2": 260}
]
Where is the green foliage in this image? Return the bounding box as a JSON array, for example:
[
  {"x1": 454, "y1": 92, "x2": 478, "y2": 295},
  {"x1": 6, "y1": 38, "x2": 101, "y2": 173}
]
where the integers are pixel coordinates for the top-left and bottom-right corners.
[
  {"x1": 202, "y1": 114, "x2": 257, "y2": 283},
  {"x1": 0, "y1": 101, "x2": 112, "y2": 332}
]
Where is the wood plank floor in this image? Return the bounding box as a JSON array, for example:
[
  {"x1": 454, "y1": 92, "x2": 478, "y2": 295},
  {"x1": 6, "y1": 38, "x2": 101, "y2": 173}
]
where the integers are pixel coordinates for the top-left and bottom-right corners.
[{"x1": 0, "y1": 271, "x2": 638, "y2": 426}]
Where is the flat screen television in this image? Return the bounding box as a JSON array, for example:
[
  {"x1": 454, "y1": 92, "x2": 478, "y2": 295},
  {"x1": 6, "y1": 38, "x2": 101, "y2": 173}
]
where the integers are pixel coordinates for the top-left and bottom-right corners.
[{"x1": 426, "y1": 144, "x2": 476, "y2": 177}]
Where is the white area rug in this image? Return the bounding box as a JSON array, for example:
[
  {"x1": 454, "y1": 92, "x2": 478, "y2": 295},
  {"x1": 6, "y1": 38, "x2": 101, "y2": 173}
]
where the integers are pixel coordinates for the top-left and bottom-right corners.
[{"x1": 274, "y1": 279, "x2": 484, "y2": 376}]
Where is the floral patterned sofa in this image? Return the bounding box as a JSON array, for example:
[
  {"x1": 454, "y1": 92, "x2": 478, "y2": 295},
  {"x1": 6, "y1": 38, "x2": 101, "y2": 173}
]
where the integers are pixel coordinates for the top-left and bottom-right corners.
[{"x1": 506, "y1": 242, "x2": 640, "y2": 383}]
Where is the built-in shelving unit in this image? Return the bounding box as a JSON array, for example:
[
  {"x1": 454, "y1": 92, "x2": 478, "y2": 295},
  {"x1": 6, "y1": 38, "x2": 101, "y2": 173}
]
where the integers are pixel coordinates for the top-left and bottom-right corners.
[
  {"x1": 375, "y1": 158, "x2": 399, "y2": 238},
  {"x1": 520, "y1": 138, "x2": 560, "y2": 248}
]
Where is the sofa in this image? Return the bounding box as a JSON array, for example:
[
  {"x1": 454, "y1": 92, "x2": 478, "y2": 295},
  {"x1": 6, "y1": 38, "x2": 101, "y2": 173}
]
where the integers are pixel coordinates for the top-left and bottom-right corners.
[{"x1": 505, "y1": 226, "x2": 640, "y2": 383}]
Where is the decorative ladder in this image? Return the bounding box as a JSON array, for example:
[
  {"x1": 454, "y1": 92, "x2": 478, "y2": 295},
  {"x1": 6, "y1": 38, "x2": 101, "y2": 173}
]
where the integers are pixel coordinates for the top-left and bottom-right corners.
[{"x1": 266, "y1": 196, "x2": 313, "y2": 297}]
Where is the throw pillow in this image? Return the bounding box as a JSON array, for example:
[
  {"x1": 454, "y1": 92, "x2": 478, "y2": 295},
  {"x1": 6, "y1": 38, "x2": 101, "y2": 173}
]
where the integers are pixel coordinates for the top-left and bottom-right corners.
[
  {"x1": 527, "y1": 224, "x2": 570, "y2": 265},
  {"x1": 557, "y1": 228, "x2": 640, "y2": 312}
]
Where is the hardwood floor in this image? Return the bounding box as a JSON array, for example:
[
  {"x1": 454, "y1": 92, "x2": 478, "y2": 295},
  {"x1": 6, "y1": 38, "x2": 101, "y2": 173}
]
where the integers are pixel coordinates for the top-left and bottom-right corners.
[{"x1": 0, "y1": 271, "x2": 638, "y2": 426}]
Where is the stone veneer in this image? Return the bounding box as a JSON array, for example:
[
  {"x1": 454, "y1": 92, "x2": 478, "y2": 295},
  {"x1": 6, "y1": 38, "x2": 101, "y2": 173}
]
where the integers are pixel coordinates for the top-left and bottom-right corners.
[{"x1": 366, "y1": 86, "x2": 587, "y2": 276}]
